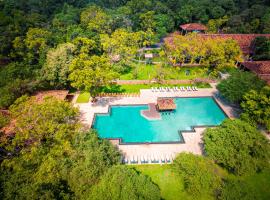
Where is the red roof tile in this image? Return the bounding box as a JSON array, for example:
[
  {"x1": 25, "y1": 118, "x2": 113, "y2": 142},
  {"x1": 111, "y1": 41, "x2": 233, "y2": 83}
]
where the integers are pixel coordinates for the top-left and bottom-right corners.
[
  {"x1": 180, "y1": 23, "x2": 207, "y2": 31},
  {"x1": 241, "y1": 61, "x2": 270, "y2": 84}
]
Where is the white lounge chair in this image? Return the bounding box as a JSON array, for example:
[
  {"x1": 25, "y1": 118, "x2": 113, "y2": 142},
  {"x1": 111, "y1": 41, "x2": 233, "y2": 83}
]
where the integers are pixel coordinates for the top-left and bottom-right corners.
[
  {"x1": 161, "y1": 155, "x2": 166, "y2": 163},
  {"x1": 151, "y1": 87, "x2": 154, "y2": 92},
  {"x1": 166, "y1": 155, "x2": 171, "y2": 163},
  {"x1": 187, "y1": 86, "x2": 191, "y2": 91},
  {"x1": 194, "y1": 86, "x2": 198, "y2": 91}
]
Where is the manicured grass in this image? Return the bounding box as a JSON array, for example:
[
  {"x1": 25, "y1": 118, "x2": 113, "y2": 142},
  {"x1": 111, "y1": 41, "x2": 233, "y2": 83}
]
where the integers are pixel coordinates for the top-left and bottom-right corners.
[
  {"x1": 237, "y1": 170, "x2": 270, "y2": 200},
  {"x1": 103, "y1": 83, "x2": 210, "y2": 93},
  {"x1": 131, "y1": 165, "x2": 188, "y2": 200},
  {"x1": 120, "y1": 64, "x2": 209, "y2": 80},
  {"x1": 77, "y1": 83, "x2": 211, "y2": 97},
  {"x1": 76, "y1": 91, "x2": 90, "y2": 103}
]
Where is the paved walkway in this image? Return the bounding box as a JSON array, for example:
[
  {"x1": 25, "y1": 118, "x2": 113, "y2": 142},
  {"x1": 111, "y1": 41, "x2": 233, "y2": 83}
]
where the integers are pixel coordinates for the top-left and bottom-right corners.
[{"x1": 74, "y1": 84, "x2": 236, "y2": 164}]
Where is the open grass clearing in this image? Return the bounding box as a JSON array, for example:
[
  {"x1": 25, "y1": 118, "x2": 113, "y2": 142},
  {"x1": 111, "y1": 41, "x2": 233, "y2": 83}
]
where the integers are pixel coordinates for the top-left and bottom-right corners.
[{"x1": 119, "y1": 64, "x2": 209, "y2": 80}]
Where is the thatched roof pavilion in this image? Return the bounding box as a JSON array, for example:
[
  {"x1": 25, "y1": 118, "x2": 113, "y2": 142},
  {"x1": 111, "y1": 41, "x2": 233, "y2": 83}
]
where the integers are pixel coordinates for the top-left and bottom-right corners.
[{"x1": 156, "y1": 98, "x2": 176, "y2": 111}]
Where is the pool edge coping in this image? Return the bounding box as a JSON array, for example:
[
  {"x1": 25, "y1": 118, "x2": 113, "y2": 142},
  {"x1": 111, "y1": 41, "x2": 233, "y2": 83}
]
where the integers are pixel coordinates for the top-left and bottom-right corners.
[{"x1": 91, "y1": 96, "x2": 229, "y2": 145}]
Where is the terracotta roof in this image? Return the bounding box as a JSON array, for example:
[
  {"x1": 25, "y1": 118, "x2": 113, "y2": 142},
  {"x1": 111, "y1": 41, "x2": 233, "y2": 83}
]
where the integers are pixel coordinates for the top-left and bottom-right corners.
[
  {"x1": 200, "y1": 34, "x2": 270, "y2": 55},
  {"x1": 180, "y1": 23, "x2": 207, "y2": 31},
  {"x1": 241, "y1": 61, "x2": 270, "y2": 84},
  {"x1": 157, "y1": 98, "x2": 176, "y2": 111}
]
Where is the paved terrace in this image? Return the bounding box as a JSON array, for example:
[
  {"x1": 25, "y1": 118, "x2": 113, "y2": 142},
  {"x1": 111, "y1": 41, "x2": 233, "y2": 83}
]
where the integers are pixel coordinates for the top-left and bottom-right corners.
[{"x1": 74, "y1": 84, "x2": 236, "y2": 163}]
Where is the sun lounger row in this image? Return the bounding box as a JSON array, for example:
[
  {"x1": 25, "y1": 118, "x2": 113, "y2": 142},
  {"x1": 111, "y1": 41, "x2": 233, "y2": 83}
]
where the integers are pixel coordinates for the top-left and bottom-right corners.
[
  {"x1": 123, "y1": 154, "x2": 175, "y2": 164},
  {"x1": 151, "y1": 86, "x2": 198, "y2": 92},
  {"x1": 98, "y1": 93, "x2": 140, "y2": 97}
]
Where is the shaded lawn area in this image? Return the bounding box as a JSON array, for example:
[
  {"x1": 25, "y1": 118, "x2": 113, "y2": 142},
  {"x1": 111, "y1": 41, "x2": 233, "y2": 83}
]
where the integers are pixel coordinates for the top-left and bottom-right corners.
[
  {"x1": 131, "y1": 165, "x2": 185, "y2": 200},
  {"x1": 76, "y1": 91, "x2": 90, "y2": 103},
  {"x1": 119, "y1": 64, "x2": 209, "y2": 80},
  {"x1": 234, "y1": 170, "x2": 270, "y2": 200},
  {"x1": 132, "y1": 165, "x2": 270, "y2": 200}
]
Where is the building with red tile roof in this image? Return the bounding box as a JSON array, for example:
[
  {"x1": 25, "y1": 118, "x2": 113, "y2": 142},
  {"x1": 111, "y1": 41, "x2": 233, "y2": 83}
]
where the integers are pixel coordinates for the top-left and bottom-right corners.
[
  {"x1": 179, "y1": 23, "x2": 207, "y2": 34},
  {"x1": 240, "y1": 61, "x2": 270, "y2": 85}
]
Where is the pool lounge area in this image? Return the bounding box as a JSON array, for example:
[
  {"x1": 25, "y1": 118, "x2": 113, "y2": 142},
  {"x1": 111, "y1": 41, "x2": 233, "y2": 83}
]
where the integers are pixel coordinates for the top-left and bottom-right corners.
[
  {"x1": 93, "y1": 97, "x2": 227, "y2": 144},
  {"x1": 74, "y1": 84, "x2": 236, "y2": 164}
]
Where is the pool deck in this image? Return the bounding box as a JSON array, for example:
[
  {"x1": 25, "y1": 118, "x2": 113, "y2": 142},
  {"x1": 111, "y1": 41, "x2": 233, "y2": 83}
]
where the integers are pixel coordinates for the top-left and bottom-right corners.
[{"x1": 74, "y1": 84, "x2": 237, "y2": 162}]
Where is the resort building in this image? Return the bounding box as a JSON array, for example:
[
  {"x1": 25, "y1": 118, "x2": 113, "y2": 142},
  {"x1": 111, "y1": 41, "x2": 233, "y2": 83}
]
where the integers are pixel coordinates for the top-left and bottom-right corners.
[
  {"x1": 240, "y1": 61, "x2": 270, "y2": 85},
  {"x1": 179, "y1": 23, "x2": 207, "y2": 34}
]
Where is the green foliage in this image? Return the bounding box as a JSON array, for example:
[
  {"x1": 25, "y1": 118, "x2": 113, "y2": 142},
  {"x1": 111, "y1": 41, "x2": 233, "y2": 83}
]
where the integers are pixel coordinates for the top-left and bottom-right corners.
[
  {"x1": 90, "y1": 165, "x2": 161, "y2": 200},
  {"x1": 164, "y1": 33, "x2": 242, "y2": 70},
  {"x1": 207, "y1": 16, "x2": 229, "y2": 33},
  {"x1": 69, "y1": 54, "x2": 119, "y2": 97},
  {"x1": 80, "y1": 5, "x2": 111, "y2": 33},
  {"x1": 0, "y1": 112, "x2": 9, "y2": 129},
  {"x1": 204, "y1": 119, "x2": 270, "y2": 175},
  {"x1": 241, "y1": 86, "x2": 270, "y2": 131},
  {"x1": 0, "y1": 79, "x2": 37, "y2": 109},
  {"x1": 9, "y1": 95, "x2": 79, "y2": 149},
  {"x1": 0, "y1": 94, "x2": 120, "y2": 199},
  {"x1": 217, "y1": 71, "x2": 265, "y2": 103},
  {"x1": 172, "y1": 153, "x2": 224, "y2": 197},
  {"x1": 0, "y1": 130, "x2": 120, "y2": 199},
  {"x1": 76, "y1": 91, "x2": 91, "y2": 103},
  {"x1": 133, "y1": 165, "x2": 185, "y2": 200},
  {"x1": 220, "y1": 170, "x2": 270, "y2": 200},
  {"x1": 253, "y1": 36, "x2": 270, "y2": 60},
  {"x1": 100, "y1": 29, "x2": 142, "y2": 63},
  {"x1": 41, "y1": 43, "x2": 75, "y2": 87}
]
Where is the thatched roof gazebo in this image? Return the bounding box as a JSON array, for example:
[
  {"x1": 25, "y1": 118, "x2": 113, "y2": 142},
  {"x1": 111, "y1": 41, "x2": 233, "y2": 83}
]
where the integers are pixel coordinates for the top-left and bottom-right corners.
[{"x1": 156, "y1": 98, "x2": 176, "y2": 111}]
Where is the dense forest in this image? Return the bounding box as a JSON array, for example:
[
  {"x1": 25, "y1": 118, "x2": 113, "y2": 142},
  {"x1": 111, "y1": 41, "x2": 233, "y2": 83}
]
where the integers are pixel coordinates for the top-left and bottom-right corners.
[
  {"x1": 1, "y1": 1, "x2": 270, "y2": 199},
  {"x1": 0, "y1": 0, "x2": 270, "y2": 108}
]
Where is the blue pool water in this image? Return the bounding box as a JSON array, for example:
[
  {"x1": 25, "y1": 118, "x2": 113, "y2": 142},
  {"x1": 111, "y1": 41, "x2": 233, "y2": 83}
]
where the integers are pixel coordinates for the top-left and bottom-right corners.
[{"x1": 93, "y1": 97, "x2": 227, "y2": 143}]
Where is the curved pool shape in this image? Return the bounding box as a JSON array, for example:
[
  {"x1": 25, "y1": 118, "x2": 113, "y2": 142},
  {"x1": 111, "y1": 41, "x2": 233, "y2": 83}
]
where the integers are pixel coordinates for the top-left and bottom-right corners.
[{"x1": 93, "y1": 97, "x2": 227, "y2": 143}]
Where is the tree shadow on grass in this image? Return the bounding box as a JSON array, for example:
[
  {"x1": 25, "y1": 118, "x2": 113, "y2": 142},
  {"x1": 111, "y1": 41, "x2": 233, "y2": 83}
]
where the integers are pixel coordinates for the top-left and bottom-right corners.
[{"x1": 102, "y1": 85, "x2": 126, "y2": 93}]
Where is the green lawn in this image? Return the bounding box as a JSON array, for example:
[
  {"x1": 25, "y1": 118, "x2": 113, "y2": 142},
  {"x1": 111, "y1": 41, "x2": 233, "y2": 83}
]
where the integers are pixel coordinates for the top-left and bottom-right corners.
[
  {"x1": 77, "y1": 83, "x2": 211, "y2": 98},
  {"x1": 76, "y1": 91, "x2": 90, "y2": 103},
  {"x1": 131, "y1": 165, "x2": 186, "y2": 200},
  {"x1": 103, "y1": 82, "x2": 210, "y2": 93},
  {"x1": 120, "y1": 64, "x2": 209, "y2": 80}
]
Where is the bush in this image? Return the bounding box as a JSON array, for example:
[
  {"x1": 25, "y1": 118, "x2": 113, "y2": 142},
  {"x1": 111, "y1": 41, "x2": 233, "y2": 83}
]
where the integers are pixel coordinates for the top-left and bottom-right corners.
[
  {"x1": 204, "y1": 119, "x2": 270, "y2": 175},
  {"x1": 90, "y1": 165, "x2": 161, "y2": 200},
  {"x1": 0, "y1": 112, "x2": 9, "y2": 129},
  {"x1": 172, "y1": 153, "x2": 224, "y2": 197},
  {"x1": 241, "y1": 86, "x2": 270, "y2": 131},
  {"x1": 217, "y1": 71, "x2": 265, "y2": 104}
]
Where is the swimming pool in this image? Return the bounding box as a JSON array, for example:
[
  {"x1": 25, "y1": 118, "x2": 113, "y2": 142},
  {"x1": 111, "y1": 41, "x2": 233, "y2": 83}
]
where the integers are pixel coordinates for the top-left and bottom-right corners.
[{"x1": 93, "y1": 97, "x2": 227, "y2": 144}]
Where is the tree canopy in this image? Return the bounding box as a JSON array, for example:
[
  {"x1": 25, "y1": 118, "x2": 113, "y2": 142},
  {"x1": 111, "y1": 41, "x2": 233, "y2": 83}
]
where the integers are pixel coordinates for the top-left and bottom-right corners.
[
  {"x1": 203, "y1": 119, "x2": 270, "y2": 175},
  {"x1": 172, "y1": 152, "x2": 225, "y2": 197},
  {"x1": 90, "y1": 165, "x2": 161, "y2": 200},
  {"x1": 217, "y1": 71, "x2": 266, "y2": 104},
  {"x1": 0, "y1": 96, "x2": 121, "y2": 199},
  {"x1": 241, "y1": 86, "x2": 270, "y2": 131}
]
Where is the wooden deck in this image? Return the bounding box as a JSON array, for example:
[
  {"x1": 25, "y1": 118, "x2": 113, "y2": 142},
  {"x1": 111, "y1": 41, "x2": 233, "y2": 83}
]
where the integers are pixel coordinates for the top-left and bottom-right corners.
[{"x1": 141, "y1": 103, "x2": 161, "y2": 120}]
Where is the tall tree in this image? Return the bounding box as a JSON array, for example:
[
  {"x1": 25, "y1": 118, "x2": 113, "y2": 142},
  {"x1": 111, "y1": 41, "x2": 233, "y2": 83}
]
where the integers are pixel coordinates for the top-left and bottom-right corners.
[
  {"x1": 41, "y1": 43, "x2": 75, "y2": 88},
  {"x1": 69, "y1": 55, "x2": 118, "y2": 99},
  {"x1": 203, "y1": 119, "x2": 270, "y2": 175},
  {"x1": 241, "y1": 86, "x2": 270, "y2": 131}
]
